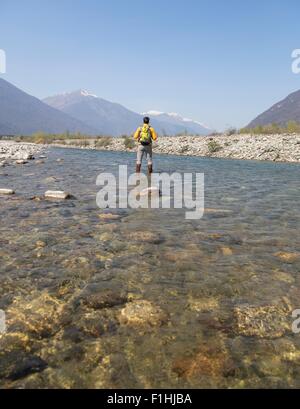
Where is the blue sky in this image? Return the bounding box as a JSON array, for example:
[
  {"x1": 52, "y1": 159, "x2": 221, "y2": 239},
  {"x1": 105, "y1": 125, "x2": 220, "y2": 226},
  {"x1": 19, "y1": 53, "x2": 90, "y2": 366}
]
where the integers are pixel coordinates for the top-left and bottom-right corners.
[{"x1": 1, "y1": 0, "x2": 300, "y2": 130}]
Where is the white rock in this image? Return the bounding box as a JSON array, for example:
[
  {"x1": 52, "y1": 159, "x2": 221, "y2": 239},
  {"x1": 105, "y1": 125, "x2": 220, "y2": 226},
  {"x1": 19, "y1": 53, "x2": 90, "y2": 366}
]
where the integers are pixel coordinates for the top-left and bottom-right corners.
[
  {"x1": 0, "y1": 188, "x2": 15, "y2": 195},
  {"x1": 45, "y1": 190, "x2": 70, "y2": 199},
  {"x1": 140, "y1": 187, "x2": 161, "y2": 197},
  {"x1": 15, "y1": 160, "x2": 28, "y2": 165}
]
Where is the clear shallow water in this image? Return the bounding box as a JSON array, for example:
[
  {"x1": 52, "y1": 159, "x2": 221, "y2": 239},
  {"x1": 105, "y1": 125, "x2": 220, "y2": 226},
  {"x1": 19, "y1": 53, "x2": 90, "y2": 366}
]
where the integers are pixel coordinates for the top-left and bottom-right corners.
[{"x1": 0, "y1": 147, "x2": 300, "y2": 389}]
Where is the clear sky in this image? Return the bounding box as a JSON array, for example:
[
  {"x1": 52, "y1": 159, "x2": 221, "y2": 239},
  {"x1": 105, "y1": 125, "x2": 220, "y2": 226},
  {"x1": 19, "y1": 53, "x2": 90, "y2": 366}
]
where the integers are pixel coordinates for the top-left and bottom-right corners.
[{"x1": 1, "y1": 0, "x2": 300, "y2": 130}]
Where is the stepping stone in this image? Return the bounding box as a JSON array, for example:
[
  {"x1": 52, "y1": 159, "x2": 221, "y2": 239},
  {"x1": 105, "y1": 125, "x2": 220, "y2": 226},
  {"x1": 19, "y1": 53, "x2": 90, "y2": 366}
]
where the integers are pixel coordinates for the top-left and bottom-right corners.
[
  {"x1": 45, "y1": 190, "x2": 70, "y2": 200},
  {"x1": 0, "y1": 188, "x2": 15, "y2": 195},
  {"x1": 15, "y1": 160, "x2": 28, "y2": 165},
  {"x1": 140, "y1": 187, "x2": 161, "y2": 197}
]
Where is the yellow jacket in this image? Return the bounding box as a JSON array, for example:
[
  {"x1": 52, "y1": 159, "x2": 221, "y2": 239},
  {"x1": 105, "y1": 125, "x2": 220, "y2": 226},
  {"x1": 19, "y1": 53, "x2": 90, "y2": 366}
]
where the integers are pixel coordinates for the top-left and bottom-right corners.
[{"x1": 134, "y1": 125, "x2": 158, "y2": 142}]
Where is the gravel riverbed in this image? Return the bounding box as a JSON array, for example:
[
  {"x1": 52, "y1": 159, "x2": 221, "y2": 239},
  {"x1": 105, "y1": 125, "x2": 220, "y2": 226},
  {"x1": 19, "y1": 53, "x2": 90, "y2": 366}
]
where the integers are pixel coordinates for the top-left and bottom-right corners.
[
  {"x1": 1, "y1": 133, "x2": 300, "y2": 165},
  {"x1": 51, "y1": 133, "x2": 300, "y2": 163},
  {"x1": 0, "y1": 141, "x2": 44, "y2": 166}
]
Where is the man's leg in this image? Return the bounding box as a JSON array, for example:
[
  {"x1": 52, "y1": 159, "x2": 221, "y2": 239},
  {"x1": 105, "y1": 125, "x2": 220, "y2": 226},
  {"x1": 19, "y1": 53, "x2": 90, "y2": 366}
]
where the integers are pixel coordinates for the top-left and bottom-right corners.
[
  {"x1": 136, "y1": 145, "x2": 144, "y2": 173},
  {"x1": 146, "y1": 145, "x2": 153, "y2": 174}
]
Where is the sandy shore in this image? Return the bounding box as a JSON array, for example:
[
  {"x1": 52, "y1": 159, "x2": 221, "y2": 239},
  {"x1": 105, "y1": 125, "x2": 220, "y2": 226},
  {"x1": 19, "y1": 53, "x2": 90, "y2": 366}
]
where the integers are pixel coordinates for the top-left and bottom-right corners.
[{"x1": 51, "y1": 133, "x2": 300, "y2": 163}]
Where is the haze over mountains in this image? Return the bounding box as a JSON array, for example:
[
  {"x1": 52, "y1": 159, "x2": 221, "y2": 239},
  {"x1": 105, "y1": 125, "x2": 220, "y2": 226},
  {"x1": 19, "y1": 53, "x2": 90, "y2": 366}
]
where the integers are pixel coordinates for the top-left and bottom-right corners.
[
  {"x1": 44, "y1": 90, "x2": 213, "y2": 136},
  {"x1": 0, "y1": 79, "x2": 96, "y2": 135},
  {"x1": 2, "y1": 76, "x2": 300, "y2": 136},
  {"x1": 141, "y1": 111, "x2": 211, "y2": 135},
  {"x1": 0, "y1": 78, "x2": 212, "y2": 136},
  {"x1": 248, "y1": 89, "x2": 300, "y2": 128}
]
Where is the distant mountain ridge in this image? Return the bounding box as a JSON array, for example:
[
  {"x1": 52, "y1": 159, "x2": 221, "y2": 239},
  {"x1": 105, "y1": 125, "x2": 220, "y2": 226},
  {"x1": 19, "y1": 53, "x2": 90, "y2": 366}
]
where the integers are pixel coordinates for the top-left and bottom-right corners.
[
  {"x1": 44, "y1": 90, "x2": 144, "y2": 136},
  {"x1": 0, "y1": 79, "x2": 96, "y2": 135},
  {"x1": 0, "y1": 78, "x2": 212, "y2": 136},
  {"x1": 248, "y1": 89, "x2": 300, "y2": 128},
  {"x1": 142, "y1": 110, "x2": 212, "y2": 135},
  {"x1": 44, "y1": 90, "x2": 212, "y2": 136}
]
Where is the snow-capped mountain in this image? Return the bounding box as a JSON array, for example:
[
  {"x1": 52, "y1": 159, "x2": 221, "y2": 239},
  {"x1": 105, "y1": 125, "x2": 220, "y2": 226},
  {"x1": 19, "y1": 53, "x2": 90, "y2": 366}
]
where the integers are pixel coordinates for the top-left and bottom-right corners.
[
  {"x1": 44, "y1": 90, "x2": 143, "y2": 136},
  {"x1": 142, "y1": 111, "x2": 212, "y2": 135},
  {"x1": 44, "y1": 90, "x2": 213, "y2": 136}
]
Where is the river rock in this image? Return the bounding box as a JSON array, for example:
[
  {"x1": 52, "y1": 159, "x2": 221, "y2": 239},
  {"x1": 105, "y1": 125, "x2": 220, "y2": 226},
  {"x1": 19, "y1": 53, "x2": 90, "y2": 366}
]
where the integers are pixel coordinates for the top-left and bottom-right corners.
[
  {"x1": 78, "y1": 284, "x2": 128, "y2": 310},
  {"x1": 0, "y1": 351, "x2": 47, "y2": 381},
  {"x1": 274, "y1": 252, "x2": 300, "y2": 263},
  {"x1": 119, "y1": 300, "x2": 168, "y2": 328},
  {"x1": 125, "y1": 231, "x2": 164, "y2": 244},
  {"x1": 172, "y1": 343, "x2": 234, "y2": 380},
  {"x1": 188, "y1": 297, "x2": 220, "y2": 312},
  {"x1": 15, "y1": 160, "x2": 28, "y2": 165},
  {"x1": 45, "y1": 190, "x2": 70, "y2": 200},
  {"x1": 6, "y1": 293, "x2": 64, "y2": 338},
  {"x1": 140, "y1": 187, "x2": 161, "y2": 197},
  {"x1": 98, "y1": 213, "x2": 122, "y2": 221},
  {"x1": 0, "y1": 189, "x2": 15, "y2": 195},
  {"x1": 234, "y1": 299, "x2": 292, "y2": 339}
]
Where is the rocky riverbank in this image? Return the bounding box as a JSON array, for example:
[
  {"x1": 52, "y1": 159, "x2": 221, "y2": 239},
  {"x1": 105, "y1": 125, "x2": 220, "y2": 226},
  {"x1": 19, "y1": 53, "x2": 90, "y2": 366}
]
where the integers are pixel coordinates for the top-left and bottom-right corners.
[
  {"x1": 0, "y1": 141, "x2": 44, "y2": 167},
  {"x1": 50, "y1": 133, "x2": 300, "y2": 163}
]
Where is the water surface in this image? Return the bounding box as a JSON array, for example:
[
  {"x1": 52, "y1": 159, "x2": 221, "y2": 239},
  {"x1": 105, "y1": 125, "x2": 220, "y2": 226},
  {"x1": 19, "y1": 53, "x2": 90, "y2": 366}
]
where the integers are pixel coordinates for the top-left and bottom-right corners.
[{"x1": 0, "y1": 148, "x2": 299, "y2": 388}]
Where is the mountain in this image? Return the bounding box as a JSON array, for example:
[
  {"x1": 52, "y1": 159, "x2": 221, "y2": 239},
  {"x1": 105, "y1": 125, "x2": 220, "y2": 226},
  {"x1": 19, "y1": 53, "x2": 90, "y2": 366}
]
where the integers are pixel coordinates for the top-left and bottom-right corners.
[
  {"x1": 142, "y1": 110, "x2": 212, "y2": 135},
  {"x1": 0, "y1": 79, "x2": 96, "y2": 135},
  {"x1": 248, "y1": 89, "x2": 300, "y2": 128},
  {"x1": 44, "y1": 90, "x2": 212, "y2": 136},
  {"x1": 44, "y1": 90, "x2": 144, "y2": 136}
]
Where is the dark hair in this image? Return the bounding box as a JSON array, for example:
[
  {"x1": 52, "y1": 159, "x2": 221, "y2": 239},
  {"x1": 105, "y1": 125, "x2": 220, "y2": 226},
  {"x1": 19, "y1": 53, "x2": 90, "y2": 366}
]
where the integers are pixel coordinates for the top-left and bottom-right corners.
[{"x1": 143, "y1": 116, "x2": 150, "y2": 124}]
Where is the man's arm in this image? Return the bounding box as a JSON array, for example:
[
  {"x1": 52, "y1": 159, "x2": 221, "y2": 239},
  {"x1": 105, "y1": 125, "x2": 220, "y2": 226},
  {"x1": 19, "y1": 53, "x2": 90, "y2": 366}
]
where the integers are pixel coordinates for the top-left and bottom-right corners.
[
  {"x1": 134, "y1": 127, "x2": 141, "y2": 140},
  {"x1": 151, "y1": 128, "x2": 158, "y2": 141}
]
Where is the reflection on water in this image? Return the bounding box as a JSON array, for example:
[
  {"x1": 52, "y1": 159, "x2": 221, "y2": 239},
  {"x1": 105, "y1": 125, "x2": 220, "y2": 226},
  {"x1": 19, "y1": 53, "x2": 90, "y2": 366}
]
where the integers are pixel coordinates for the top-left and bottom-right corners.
[{"x1": 0, "y1": 148, "x2": 300, "y2": 388}]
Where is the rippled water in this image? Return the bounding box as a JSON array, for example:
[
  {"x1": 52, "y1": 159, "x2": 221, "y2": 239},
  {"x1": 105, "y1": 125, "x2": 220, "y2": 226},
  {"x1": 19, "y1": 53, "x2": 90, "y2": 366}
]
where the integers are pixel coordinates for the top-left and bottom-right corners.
[{"x1": 0, "y1": 147, "x2": 300, "y2": 389}]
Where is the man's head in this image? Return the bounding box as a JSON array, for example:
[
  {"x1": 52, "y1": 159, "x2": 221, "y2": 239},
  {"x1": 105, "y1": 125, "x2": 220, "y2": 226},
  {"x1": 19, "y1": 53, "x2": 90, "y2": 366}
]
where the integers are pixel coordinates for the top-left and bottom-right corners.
[{"x1": 143, "y1": 116, "x2": 150, "y2": 125}]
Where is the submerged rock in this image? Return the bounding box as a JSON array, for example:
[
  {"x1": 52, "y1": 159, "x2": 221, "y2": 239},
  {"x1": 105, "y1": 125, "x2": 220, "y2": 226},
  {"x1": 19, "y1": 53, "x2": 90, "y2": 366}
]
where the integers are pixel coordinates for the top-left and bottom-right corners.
[
  {"x1": 274, "y1": 252, "x2": 300, "y2": 263},
  {"x1": 119, "y1": 300, "x2": 168, "y2": 328},
  {"x1": 6, "y1": 293, "x2": 65, "y2": 339},
  {"x1": 172, "y1": 343, "x2": 234, "y2": 380},
  {"x1": 273, "y1": 271, "x2": 295, "y2": 284},
  {"x1": 221, "y1": 247, "x2": 233, "y2": 256},
  {"x1": 98, "y1": 213, "x2": 122, "y2": 221},
  {"x1": 234, "y1": 298, "x2": 292, "y2": 339},
  {"x1": 0, "y1": 351, "x2": 47, "y2": 381},
  {"x1": 78, "y1": 284, "x2": 128, "y2": 310},
  {"x1": 188, "y1": 297, "x2": 220, "y2": 313},
  {"x1": 125, "y1": 231, "x2": 164, "y2": 244}
]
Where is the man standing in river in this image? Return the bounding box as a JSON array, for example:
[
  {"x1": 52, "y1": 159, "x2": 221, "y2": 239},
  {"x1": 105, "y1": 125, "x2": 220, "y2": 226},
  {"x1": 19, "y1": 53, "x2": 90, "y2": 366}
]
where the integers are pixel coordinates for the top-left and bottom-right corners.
[{"x1": 134, "y1": 116, "x2": 158, "y2": 174}]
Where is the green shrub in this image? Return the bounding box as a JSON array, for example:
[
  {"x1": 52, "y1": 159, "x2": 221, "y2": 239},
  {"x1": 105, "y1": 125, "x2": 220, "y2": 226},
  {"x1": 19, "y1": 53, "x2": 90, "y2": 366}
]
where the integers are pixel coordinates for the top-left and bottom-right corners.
[
  {"x1": 240, "y1": 121, "x2": 300, "y2": 135},
  {"x1": 180, "y1": 145, "x2": 189, "y2": 153},
  {"x1": 123, "y1": 136, "x2": 135, "y2": 149},
  {"x1": 95, "y1": 136, "x2": 113, "y2": 148},
  {"x1": 207, "y1": 140, "x2": 222, "y2": 153}
]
